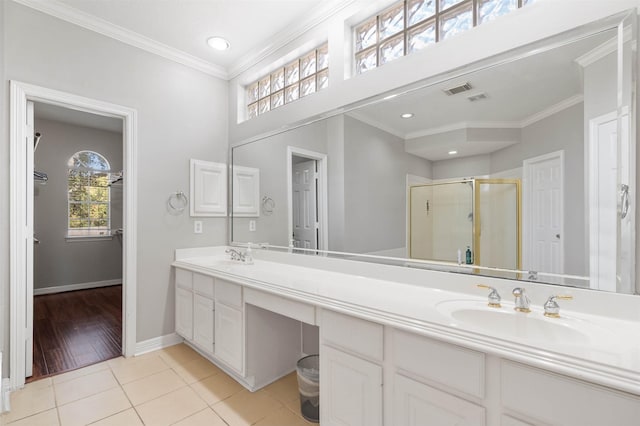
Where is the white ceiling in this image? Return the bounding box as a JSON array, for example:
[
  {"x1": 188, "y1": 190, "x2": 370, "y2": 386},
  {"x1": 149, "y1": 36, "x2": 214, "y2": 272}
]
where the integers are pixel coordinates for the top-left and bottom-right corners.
[
  {"x1": 351, "y1": 29, "x2": 615, "y2": 161},
  {"x1": 36, "y1": 0, "x2": 347, "y2": 79}
]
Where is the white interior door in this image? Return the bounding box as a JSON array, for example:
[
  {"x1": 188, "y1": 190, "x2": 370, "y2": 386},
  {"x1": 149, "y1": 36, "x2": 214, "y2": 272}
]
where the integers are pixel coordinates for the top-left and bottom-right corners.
[
  {"x1": 523, "y1": 151, "x2": 564, "y2": 275},
  {"x1": 589, "y1": 112, "x2": 618, "y2": 291},
  {"x1": 25, "y1": 101, "x2": 35, "y2": 377},
  {"x1": 292, "y1": 159, "x2": 318, "y2": 249}
]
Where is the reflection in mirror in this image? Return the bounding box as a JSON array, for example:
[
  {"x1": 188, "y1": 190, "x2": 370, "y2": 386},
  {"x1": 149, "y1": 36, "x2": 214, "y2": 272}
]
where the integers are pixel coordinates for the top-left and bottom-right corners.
[{"x1": 232, "y1": 14, "x2": 637, "y2": 294}]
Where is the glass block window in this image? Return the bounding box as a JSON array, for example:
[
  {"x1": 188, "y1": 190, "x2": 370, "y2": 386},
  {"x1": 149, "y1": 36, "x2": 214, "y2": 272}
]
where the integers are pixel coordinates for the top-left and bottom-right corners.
[
  {"x1": 246, "y1": 43, "x2": 329, "y2": 120},
  {"x1": 354, "y1": 0, "x2": 531, "y2": 74},
  {"x1": 67, "y1": 151, "x2": 112, "y2": 237}
]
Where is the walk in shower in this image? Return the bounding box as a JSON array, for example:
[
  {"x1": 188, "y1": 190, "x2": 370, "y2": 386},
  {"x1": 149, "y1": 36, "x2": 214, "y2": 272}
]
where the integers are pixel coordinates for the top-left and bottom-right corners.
[{"x1": 409, "y1": 179, "x2": 521, "y2": 270}]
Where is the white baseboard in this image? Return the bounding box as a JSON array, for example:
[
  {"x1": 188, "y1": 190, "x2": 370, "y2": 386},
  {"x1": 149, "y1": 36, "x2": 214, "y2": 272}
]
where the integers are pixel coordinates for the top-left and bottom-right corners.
[
  {"x1": 34, "y1": 279, "x2": 122, "y2": 296},
  {"x1": 135, "y1": 333, "x2": 183, "y2": 356},
  {"x1": 1, "y1": 378, "x2": 10, "y2": 413}
]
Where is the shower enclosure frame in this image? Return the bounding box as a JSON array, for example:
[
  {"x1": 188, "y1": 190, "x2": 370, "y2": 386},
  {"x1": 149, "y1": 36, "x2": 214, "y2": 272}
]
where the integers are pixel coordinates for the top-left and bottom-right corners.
[{"x1": 409, "y1": 178, "x2": 522, "y2": 270}]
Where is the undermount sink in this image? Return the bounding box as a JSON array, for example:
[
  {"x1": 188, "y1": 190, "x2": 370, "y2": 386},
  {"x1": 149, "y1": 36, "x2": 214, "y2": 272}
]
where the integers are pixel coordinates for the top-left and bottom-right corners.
[{"x1": 437, "y1": 300, "x2": 591, "y2": 344}]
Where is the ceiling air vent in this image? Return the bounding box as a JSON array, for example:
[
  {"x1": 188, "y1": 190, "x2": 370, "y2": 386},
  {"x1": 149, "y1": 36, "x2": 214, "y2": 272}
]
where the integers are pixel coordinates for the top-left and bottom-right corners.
[
  {"x1": 443, "y1": 82, "x2": 473, "y2": 96},
  {"x1": 467, "y1": 92, "x2": 488, "y2": 102}
]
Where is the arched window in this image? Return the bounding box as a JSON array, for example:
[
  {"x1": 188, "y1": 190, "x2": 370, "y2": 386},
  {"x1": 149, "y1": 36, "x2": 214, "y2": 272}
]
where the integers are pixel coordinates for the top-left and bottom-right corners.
[{"x1": 67, "y1": 151, "x2": 111, "y2": 237}]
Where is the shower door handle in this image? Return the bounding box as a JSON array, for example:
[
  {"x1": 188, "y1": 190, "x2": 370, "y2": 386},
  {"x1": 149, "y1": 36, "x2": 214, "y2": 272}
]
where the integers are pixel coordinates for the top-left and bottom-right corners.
[{"x1": 620, "y1": 184, "x2": 630, "y2": 219}]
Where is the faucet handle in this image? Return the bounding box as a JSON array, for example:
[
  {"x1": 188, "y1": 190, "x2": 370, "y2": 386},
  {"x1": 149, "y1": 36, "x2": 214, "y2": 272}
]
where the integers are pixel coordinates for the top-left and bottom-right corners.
[
  {"x1": 477, "y1": 284, "x2": 501, "y2": 308},
  {"x1": 544, "y1": 295, "x2": 573, "y2": 318}
]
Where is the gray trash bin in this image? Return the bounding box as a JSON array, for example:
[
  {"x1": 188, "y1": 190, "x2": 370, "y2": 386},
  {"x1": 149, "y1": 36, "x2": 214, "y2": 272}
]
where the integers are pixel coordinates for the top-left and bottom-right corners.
[{"x1": 296, "y1": 354, "x2": 319, "y2": 423}]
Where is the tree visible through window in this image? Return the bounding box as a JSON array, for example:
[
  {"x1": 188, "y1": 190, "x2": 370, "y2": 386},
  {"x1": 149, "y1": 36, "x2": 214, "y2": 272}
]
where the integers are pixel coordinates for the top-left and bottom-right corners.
[{"x1": 67, "y1": 151, "x2": 111, "y2": 237}]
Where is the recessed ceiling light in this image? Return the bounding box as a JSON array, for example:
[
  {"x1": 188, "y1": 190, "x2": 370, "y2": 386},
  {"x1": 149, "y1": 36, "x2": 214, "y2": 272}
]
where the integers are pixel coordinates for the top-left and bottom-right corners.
[
  {"x1": 401, "y1": 113, "x2": 414, "y2": 119},
  {"x1": 448, "y1": 150, "x2": 458, "y2": 155},
  {"x1": 207, "y1": 36, "x2": 230, "y2": 51}
]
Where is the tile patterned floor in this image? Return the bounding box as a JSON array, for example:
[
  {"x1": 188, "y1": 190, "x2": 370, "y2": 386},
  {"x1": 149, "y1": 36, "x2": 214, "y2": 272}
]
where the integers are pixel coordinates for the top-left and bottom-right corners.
[{"x1": 1, "y1": 344, "x2": 315, "y2": 426}]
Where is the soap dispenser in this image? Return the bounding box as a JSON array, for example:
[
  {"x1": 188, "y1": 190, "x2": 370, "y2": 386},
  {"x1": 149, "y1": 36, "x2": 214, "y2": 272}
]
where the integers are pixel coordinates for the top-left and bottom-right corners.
[{"x1": 465, "y1": 246, "x2": 473, "y2": 264}]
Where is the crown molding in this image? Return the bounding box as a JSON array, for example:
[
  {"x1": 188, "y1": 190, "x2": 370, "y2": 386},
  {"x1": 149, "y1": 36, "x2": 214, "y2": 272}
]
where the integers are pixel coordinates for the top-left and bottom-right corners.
[
  {"x1": 519, "y1": 94, "x2": 584, "y2": 127},
  {"x1": 346, "y1": 110, "x2": 406, "y2": 139},
  {"x1": 11, "y1": 0, "x2": 229, "y2": 79},
  {"x1": 226, "y1": 0, "x2": 359, "y2": 80},
  {"x1": 406, "y1": 121, "x2": 519, "y2": 140}
]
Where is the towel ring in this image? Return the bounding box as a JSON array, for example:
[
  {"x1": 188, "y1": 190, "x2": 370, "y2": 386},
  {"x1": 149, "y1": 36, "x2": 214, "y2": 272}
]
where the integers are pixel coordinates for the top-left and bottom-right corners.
[
  {"x1": 168, "y1": 191, "x2": 188, "y2": 215},
  {"x1": 262, "y1": 196, "x2": 275, "y2": 216}
]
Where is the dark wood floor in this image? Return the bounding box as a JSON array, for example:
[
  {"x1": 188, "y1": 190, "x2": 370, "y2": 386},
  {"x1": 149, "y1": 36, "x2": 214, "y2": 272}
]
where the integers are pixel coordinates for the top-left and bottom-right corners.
[{"x1": 29, "y1": 285, "x2": 123, "y2": 382}]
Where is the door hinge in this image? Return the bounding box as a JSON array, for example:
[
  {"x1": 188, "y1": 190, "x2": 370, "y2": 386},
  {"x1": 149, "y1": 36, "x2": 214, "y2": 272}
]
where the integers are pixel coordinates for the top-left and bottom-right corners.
[{"x1": 315, "y1": 222, "x2": 319, "y2": 229}]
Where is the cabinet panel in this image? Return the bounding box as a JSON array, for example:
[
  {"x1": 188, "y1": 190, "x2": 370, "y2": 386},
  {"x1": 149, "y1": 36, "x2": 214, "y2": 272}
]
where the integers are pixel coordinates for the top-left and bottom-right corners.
[
  {"x1": 322, "y1": 310, "x2": 383, "y2": 361},
  {"x1": 394, "y1": 328, "x2": 484, "y2": 398},
  {"x1": 175, "y1": 268, "x2": 192, "y2": 290},
  {"x1": 501, "y1": 360, "x2": 640, "y2": 426},
  {"x1": 393, "y1": 374, "x2": 485, "y2": 426},
  {"x1": 193, "y1": 273, "x2": 214, "y2": 298},
  {"x1": 320, "y1": 345, "x2": 382, "y2": 426},
  {"x1": 215, "y1": 302, "x2": 243, "y2": 373},
  {"x1": 245, "y1": 288, "x2": 316, "y2": 325},
  {"x1": 175, "y1": 287, "x2": 193, "y2": 340},
  {"x1": 215, "y1": 279, "x2": 242, "y2": 308},
  {"x1": 193, "y1": 294, "x2": 214, "y2": 354}
]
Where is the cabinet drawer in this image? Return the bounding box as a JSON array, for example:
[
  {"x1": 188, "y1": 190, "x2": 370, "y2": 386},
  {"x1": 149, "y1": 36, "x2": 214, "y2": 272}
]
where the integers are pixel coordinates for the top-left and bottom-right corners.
[
  {"x1": 215, "y1": 279, "x2": 242, "y2": 308},
  {"x1": 393, "y1": 374, "x2": 485, "y2": 426},
  {"x1": 244, "y1": 288, "x2": 316, "y2": 325},
  {"x1": 393, "y1": 329, "x2": 485, "y2": 399},
  {"x1": 193, "y1": 273, "x2": 214, "y2": 298},
  {"x1": 175, "y1": 268, "x2": 192, "y2": 290},
  {"x1": 321, "y1": 310, "x2": 383, "y2": 361},
  {"x1": 501, "y1": 360, "x2": 640, "y2": 426}
]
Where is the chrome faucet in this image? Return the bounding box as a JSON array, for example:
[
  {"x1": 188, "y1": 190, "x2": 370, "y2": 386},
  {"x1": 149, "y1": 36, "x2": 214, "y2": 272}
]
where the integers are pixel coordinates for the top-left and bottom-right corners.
[
  {"x1": 225, "y1": 247, "x2": 253, "y2": 264},
  {"x1": 543, "y1": 295, "x2": 573, "y2": 318},
  {"x1": 512, "y1": 287, "x2": 531, "y2": 313}
]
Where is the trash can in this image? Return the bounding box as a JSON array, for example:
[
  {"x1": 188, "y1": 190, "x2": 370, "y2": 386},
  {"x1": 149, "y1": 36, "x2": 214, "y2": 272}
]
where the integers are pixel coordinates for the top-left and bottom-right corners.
[{"x1": 296, "y1": 354, "x2": 319, "y2": 423}]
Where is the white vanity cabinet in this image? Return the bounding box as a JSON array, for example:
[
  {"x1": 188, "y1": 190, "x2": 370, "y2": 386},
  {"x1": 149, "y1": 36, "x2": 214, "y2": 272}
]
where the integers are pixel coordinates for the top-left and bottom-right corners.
[
  {"x1": 391, "y1": 329, "x2": 486, "y2": 426},
  {"x1": 214, "y1": 279, "x2": 244, "y2": 374},
  {"x1": 175, "y1": 269, "x2": 194, "y2": 340},
  {"x1": 320, "y1": 310, "x2": 384, "y2": 426}
]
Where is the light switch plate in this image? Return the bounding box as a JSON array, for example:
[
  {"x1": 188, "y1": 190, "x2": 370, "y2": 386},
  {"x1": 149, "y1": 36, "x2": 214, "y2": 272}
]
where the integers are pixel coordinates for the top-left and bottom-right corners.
[
  {"x1": 249, "y1": 220, "x2": 256, "y2": 232},
  {"x1": 194, "y1": 221, "x2": 203, "y2": 234}
]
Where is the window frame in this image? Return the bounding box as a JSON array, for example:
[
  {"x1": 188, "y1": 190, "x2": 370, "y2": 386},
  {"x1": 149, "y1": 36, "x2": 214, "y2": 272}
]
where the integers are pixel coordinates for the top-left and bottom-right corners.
[
  {"x1": 66, "y1": 150, "x2": 113, "y2": 239},
  {"x1": 354, "y1": 0, "x2": 528, "y2": 74},
  {"x1": 246, "y1": 42, "x2": 329, "y2": 120}
]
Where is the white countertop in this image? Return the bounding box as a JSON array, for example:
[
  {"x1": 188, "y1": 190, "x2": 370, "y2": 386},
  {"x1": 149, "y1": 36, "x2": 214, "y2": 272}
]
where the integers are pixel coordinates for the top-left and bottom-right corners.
[{"x1": 173, "y1": 246, "x2": 640, "y2": 395}]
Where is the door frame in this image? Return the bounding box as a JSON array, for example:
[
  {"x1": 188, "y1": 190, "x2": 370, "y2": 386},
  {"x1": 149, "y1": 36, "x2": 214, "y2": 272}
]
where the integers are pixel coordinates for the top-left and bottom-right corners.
[
  {"x1": 9, "y1": 81, "x2": 138, "y2": 390},
  {"x1": 286, "y1": 146, "x2": 328, "y2": 251},
  {"x1": 522, "y1": 150, "x2": 564, "y2": 275}
]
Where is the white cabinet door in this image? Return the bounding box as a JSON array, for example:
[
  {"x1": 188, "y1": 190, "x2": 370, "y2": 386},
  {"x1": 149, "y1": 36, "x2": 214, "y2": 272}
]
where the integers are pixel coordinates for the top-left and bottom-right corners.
[
  {"x1": 320, "y1": 345, "x2": 382, "y2": 426},
  {"x1": 393, "y1": 374, "x2": 485, "y2": 426},
  {"x1": 215, "y1": 301, "x2": 243, "y2": 373},
  {"x1": 176, "y1": 287, "x2": 193, "y2": 340},
  {"x1": 193, "y1": 294, "x2": 214, "y2": 354}
]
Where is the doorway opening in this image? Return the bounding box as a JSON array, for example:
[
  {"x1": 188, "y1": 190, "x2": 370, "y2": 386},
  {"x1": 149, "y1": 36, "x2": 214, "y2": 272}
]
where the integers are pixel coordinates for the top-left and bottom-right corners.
[
  {"x1": 29, "y1": 102, "x2": 124, "y2": 381},
  {"x1": 9, "y1": 81, "x2": 138, "y2": 390},
  {"x1": 286, "y1": 147, "x2": 328, "y2": 252}
]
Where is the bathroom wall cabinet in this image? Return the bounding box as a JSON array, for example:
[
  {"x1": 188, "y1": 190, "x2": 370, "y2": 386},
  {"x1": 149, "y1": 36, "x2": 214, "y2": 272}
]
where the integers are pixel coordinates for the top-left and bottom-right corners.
[{"x1": 173, "y1": 249, "x2": 640, "y2": 425}]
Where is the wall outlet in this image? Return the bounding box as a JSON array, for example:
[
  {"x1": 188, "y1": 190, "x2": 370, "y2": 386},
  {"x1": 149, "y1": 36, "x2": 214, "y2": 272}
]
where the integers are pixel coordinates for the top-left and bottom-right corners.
[
  {"x1": 194, "y1": 221, "x2": 203, "y2": 234},
  {"x1": 249, "y1": 220, "x2": 256, "y2": 232}
]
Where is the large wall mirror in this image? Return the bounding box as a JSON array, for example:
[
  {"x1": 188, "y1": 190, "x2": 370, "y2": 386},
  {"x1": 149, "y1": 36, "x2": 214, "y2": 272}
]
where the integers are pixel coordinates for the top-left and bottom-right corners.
[{"x1": 232, "y1": 11, "x2": 638, "y2": 295}]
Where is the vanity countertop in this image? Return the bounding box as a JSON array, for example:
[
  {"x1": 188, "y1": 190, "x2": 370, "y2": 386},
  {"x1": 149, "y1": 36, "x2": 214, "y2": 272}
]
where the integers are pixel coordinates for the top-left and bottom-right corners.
[{"x1": 173, "y1": 246, "x2": 640, "y2": 395}]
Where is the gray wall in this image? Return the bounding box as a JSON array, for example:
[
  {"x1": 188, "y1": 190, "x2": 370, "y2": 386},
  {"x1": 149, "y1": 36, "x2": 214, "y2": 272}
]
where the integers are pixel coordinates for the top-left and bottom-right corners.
[
  {"x1": 232, "y1": 120, "x2": 328, "y2": 246},
  {"x1": 344, "y1": 116, "x2": 431, "y2": 254},
  {"x1": 33, "y1": 118, "x2": 123, "y2": 290},
  {"x1": 433, "y1": 154, "x2": 491, "y2": 180},
  {"x1": 2, "y1": 1, "x2": 229, "y2": 377},
  {"x1": 491, "y1": 103, "x2": 586, "y2": 276}
]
